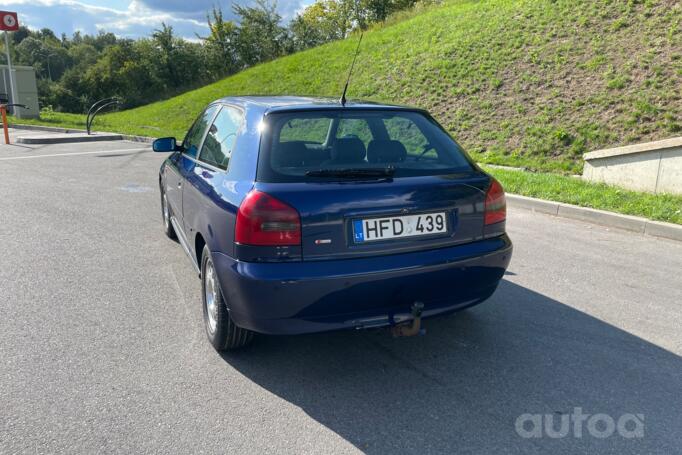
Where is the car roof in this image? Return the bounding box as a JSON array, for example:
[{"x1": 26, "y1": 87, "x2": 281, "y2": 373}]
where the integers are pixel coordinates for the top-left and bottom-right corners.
[{"x1": 213, "y1": 95, "x2": 424, "y2": 114}]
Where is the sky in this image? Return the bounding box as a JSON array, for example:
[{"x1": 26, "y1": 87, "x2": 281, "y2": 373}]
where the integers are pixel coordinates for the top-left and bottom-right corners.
[{"x1": 2, "y1": 0, "x2": 314, "y2": 40}]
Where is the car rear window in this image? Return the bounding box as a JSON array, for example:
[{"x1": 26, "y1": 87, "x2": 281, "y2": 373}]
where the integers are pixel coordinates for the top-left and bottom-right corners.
[{"x1": 257, "y1": 109, "x2": 473, "y2": 183}]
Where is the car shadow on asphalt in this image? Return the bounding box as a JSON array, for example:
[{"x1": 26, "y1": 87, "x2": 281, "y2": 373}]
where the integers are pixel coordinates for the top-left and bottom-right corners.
[{"x1": 220, "y1": 280, "x2": 681, "y2": 454}]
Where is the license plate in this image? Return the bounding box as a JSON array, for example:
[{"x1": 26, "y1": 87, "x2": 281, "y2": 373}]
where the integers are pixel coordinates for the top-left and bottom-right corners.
[{"x1": 353, "y1": 212, "x2": 447, "y2": 243}]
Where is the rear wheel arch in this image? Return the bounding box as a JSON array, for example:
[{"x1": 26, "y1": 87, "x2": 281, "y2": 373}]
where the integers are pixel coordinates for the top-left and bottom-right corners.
[{"x1": 200, "y1": 244, "x2": 254, "y2": 350}]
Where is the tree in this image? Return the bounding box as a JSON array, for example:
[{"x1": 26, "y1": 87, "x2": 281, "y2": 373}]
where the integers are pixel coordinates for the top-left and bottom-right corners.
[
  {"x1": 83, "y1": 31, "x2": 118, "y2": 51},
  {"x1": 81, "y1": 41, "x2": 163, "y2": 108},
  {"x1": 15, "y1": 37, "x2": 71, "y2": 81},
  {"x1": 11, "y1": 26, "x2": 30, "y2": 45},
  {"x1": 152, "y1": 23, "x2": 181, "y2": 88},
  {"x1": 199, "y1": 7, "x2": 240, "y2": 78},
  {"x1": 233, "y1": 0, "x2": 288, "y2": 66},
  {"x1": 290, "y1": 0, "x2": 353, "y2": 51}
]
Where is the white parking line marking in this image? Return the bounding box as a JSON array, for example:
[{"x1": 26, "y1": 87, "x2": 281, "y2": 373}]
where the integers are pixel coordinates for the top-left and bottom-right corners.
[{"x1": 0, "y1": 147, "x2": 150, "y2": 161}]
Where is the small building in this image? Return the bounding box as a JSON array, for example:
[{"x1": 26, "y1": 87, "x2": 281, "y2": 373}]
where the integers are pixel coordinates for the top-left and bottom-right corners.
[{"x1": 0, "y1": 65, "x2": 39, "y2": 119}]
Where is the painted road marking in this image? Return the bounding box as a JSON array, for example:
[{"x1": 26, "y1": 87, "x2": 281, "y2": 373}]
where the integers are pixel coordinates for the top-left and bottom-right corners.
[{"x1": 0, "y1": 147, "x2": 150, "y2": 161}]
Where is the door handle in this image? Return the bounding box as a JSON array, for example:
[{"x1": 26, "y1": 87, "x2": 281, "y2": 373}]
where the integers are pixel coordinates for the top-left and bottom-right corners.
[{"x1": 178, "y1": 181, "x2": 182, "y2": 188}]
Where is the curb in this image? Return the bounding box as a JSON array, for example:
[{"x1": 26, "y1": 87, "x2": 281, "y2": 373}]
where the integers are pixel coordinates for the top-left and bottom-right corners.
[
  {"x1": 16, "y1": 134, "x2": 124, "y2": 145},
  {"x1": 507, "y1": 194, "x2": 682, "y2": 242},
  {"x1": 9, "y1": 123, "x2": 155, "y2": 144}
]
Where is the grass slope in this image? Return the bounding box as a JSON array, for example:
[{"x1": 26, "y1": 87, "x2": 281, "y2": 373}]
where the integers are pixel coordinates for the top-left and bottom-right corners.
[{"x1": 23, "y1": 0, "x2": 681, "y2": 174}]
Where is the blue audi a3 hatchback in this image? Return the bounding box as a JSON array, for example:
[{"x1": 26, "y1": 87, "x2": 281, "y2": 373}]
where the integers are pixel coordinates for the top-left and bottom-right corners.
[{"x1": 154, "y1": 96, "x2": 512, "y2": 350}]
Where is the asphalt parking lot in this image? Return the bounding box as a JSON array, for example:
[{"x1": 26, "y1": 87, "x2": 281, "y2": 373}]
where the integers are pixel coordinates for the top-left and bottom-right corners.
[{"x1": 1, "y1": 133, "x2": 681, "y2": 454}]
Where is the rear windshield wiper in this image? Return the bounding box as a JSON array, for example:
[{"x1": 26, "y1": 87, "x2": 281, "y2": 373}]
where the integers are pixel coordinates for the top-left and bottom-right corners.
[{"x1": 305, "y1": 167, "x2": 395, "y2": 178}]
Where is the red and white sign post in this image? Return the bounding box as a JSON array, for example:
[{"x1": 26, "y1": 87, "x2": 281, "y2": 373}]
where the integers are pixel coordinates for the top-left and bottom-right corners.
[
  {"x1": 0, "y1": 11, "x2": 19, "y2": 144},
  {"x1": 0, "y1": 11, "x2": 19, "y2": 31},
  {"x1": 0, "y1": 12, "x2": 19, "y2": 73}
]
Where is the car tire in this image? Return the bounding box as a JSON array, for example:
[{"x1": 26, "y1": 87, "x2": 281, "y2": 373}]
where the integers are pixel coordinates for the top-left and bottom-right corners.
[
  {"x1": 201, "y1": 245, "x2": 254, "y2": 351},
  {"x1": 160, "y1": 187, "x2": 177, "y2": 240}
]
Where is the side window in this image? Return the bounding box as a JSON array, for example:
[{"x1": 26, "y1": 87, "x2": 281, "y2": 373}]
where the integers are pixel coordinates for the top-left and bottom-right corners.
[
  {"x1": 383, "y1": 116, "x2": 430, "y2": 158},
  {"x1": 199, "y1": 106, "x2": 243, "y2": 170},
  {"x1": 183, "y1": 105, "x2": 219, "y2": 158},
  {"x1": 336, "y1": 118, "x2": 373, "y2": 147}
]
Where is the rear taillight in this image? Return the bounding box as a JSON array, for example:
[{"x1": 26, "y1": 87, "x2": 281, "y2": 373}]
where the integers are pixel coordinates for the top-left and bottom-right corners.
[
  {"x1": 235, "y1": 190, "x2": 301, "y2": 246},
  {"x1": 484, "y1": 178, "x2": 506, "y2": 225}
]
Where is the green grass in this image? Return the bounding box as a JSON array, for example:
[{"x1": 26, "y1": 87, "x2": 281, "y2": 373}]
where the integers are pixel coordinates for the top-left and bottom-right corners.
[
  {"x1": 12, "y1": 111, "x2": 88, "y2": 130},
  {"x1": 15, "y1": 0, "x2": 681, "y2": 174},
  {"x1": 487, "y1": 167, "x2": 682, "y2": 225}
]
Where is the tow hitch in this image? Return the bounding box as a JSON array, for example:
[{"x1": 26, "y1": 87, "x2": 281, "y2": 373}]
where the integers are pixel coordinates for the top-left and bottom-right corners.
[{"x1": 391, "y1": 302, "x2": 426, "y2": 337}]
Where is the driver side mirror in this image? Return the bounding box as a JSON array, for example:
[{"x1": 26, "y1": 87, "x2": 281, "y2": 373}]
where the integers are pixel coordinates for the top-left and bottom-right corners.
[{"x1": 153, "y1": 137, "x2": 179, "y2": 152}]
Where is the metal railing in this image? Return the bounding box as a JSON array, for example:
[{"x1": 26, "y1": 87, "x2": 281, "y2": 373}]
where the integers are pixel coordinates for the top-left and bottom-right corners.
[{"x1": 86, "y1": 98, "x2": 121, "y2": 135}]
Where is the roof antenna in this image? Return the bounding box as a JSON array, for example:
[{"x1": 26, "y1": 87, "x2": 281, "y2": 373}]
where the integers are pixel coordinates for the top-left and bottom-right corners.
[{"x1": 340, "y1": 32, "x2": 363, "y2": 107}]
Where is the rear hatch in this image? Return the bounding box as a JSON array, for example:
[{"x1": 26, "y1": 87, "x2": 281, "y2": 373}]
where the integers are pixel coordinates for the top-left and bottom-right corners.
[
  {"x1": 253, "y1": 107, "x2": 495, "y2": 261},
  {"x1": 255, "y1": 173, "x2": 488, "y2": 261}
]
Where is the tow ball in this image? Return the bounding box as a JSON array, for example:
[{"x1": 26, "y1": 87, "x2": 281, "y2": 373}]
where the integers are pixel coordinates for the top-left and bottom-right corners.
[{"x1": 391, "y1": 302, "x2": 426, "y2": 337}]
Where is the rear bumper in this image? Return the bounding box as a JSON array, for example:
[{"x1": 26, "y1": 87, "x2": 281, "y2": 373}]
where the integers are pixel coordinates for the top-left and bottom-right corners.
[{"x1": 213, "y1": 234, "x2": 512, "y2": 335}]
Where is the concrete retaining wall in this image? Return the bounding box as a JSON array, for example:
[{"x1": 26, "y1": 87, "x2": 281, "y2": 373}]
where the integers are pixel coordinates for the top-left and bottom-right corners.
[{"x1": 582, "y1": 137, "x2": 682, "y2": 195}]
